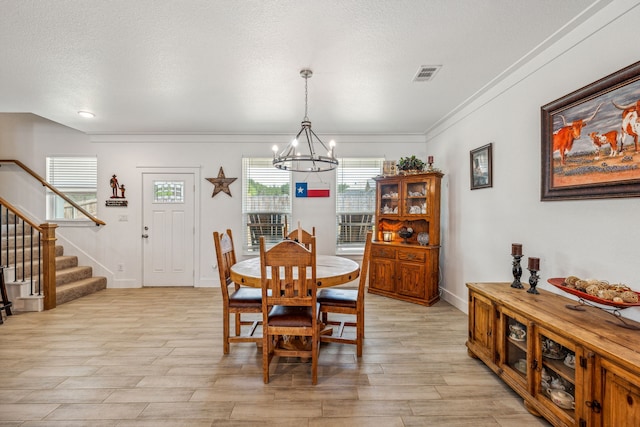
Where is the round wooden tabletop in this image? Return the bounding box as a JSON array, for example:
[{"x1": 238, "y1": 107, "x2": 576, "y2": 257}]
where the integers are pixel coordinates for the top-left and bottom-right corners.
[{"x1": 230, "y1": 255, "x2": 360, "y2": 288}]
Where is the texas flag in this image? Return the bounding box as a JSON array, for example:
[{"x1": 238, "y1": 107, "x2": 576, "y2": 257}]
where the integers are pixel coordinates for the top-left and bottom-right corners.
[{"x1": 296, "y1": 182, "x2": 330, "y2": 198}]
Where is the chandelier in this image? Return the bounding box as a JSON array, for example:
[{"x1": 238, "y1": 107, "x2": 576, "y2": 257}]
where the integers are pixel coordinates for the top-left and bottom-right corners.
[{"x1": 272, "y1": 69, "x2": 338, "y2": 172}]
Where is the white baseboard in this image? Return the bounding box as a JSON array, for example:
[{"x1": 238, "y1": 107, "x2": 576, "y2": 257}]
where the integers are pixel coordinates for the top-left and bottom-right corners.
[
  {"x1": 195, "y1": 279, "x2": 216, "y2": 288},
  {"x1": 108, "y1": 279, "x2": 140, "y2": 289},
  {"x1": 441, "y1": 287, "x2": 468, "y2": 315}
]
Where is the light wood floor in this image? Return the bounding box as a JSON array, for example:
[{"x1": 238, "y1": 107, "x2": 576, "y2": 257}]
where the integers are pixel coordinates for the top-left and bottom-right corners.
[{"x1": 0, "y1": 287, "x2": 551, "y2": 426}]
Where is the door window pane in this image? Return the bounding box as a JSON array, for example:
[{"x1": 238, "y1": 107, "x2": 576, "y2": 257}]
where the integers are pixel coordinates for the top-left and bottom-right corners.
[{"x1": 153, "y1": 181, "x2": 185, "y2": 203}]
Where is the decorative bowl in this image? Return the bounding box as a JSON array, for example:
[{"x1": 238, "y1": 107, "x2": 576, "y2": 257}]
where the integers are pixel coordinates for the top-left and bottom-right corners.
[
  {"x1": 398, "y1": 228, "x2": 413, "y2": 243},
  {"x1": 548, "y1": 277, "x2": 640, "y2": 308}
]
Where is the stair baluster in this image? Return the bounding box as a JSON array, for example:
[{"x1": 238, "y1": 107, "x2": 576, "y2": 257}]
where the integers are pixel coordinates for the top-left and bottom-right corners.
[{"x1": 0, "y1": 266, "x2": 13, "y2": 323}]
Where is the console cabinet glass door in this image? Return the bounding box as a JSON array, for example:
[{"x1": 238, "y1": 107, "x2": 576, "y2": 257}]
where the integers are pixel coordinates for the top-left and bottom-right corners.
[
  {"x1": 534, "y1": 328, "x2": 580, "y2": 426},
  {"x1": 499, "y1": 307, "x2": 530, "y2": 388}
]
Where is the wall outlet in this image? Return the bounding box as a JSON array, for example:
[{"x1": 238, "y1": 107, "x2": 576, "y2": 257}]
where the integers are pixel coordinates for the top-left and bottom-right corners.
[
  {"x1": 118, "y1": 215, "x2": 128, "y2": 222},
  {"x1": 118, "y1": 263, "x2": 124, "y2": 272}
]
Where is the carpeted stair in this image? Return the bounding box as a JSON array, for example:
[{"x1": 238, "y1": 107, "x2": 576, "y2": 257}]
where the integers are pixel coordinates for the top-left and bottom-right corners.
[{"x1": 1, "y1": 220, "x2": 106, "y2": 310}]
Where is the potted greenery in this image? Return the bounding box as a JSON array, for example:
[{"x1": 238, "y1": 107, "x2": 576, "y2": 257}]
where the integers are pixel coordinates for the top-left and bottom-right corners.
[{"x1": 397, "y1": 155, "x2": 425, "y2": 174}]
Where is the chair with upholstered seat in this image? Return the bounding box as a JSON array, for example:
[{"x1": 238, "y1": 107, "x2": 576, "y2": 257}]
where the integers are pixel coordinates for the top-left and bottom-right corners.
[
  {"x1": 286, "y1": 226, "x2": 315, "y2": 250},
  {"x1": 318, "y1": 231, "x2": 372, "y2": 356},
  {"x1": 213, "y1": 229, "x2": 262, "y2": 354},
  {"x1": 260, "y1": 236, "x2": 320, "y2": 384}
]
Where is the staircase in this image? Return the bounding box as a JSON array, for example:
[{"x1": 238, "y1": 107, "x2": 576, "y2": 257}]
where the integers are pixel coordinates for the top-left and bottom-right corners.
[
  {"x1": 54, "y1": 250, "x2": 107, "y2": 305},
  {"x1": 1, "y1": 215, "x2": 107, "y2": 312},
  {"x1": 1, "y1": 159, "x2": 108, "y2": 311}
]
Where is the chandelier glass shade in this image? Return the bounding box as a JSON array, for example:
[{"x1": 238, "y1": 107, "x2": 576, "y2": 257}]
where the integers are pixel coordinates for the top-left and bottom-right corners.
[{"x1": 272, "y1": 69, "x2": 338, "y2": 172}]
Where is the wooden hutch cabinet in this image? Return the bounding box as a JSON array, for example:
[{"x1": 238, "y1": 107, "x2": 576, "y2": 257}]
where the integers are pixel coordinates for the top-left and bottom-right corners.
[
  {"x1": 368, "y1": 172, "x2": 443, "y2": 306},
  {"x1": 467, "y1": 282, "x2": 640, "y2": 427}
]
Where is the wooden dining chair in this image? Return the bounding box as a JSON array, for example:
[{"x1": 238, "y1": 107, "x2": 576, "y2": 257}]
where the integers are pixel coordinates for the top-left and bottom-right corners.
[
  {"x1": 318, "y1": 231, "x2": 372, "y2": 356},
  {"x1": 260, "y1": 235, "x2": 320, "y2": 384},
  {"x1": 286, "y1": 226, "x2": 316, "y2": 250},
  {"x1": 213, "y1": 229, "x2": 262, "y2": 355}
]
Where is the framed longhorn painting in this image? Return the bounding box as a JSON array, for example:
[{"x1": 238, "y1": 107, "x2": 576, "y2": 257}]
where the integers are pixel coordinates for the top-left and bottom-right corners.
[{"x1": 541, "y1": 60, "x2": 640, "y2": 200}]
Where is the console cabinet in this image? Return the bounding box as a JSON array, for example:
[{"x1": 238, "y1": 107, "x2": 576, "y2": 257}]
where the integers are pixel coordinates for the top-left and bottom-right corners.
[
  {"x1": 368, "y1": 172, "x2": 443, "y2": 306},
  {"x1": 467, "y1": 282, "x2": 640, "y2": 427}
]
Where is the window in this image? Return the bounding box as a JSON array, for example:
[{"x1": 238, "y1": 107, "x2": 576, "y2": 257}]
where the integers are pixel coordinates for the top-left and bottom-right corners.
[
  {"x1": 153, "y1": 181, "x2": 184, "y2": 203},
  {"x1": 336, "y1": 158, "x2": 383, "y2": 251},
  {"x1": 242, "y1": 158, "x2": 291, "y2": 253},
  {"x1": 46, "y1": 156, "x2": 97, "y2": 221}
]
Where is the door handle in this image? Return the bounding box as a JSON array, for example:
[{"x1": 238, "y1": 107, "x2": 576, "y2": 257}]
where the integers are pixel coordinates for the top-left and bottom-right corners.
[{"x1": 142, "y1": 234, "x2": 149, "y2": 238}]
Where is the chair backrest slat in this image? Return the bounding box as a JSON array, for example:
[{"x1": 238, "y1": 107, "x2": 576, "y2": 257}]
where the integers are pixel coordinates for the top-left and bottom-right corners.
[
  {"x1": 213, "y1": 229, "x2": 237, "y2": 299},
  {"x1": 260, "y1": 236, "x2": 316, "y2": 307}
]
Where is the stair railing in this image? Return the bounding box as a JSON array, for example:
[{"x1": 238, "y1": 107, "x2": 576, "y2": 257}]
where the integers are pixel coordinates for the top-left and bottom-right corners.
[
  {"x1": 0, "y1": 159, "x2": 105, "y2": 226},
  {"x1": 0, "y1": 197, "x2": 58, "y2": 309},
  {"x1": 1, "y1": 158, "x2": 105, "y2": 310}
]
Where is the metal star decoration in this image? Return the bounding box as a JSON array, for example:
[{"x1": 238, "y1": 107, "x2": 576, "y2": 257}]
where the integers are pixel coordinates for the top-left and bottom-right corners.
[{"x1": 206, "y1": 167, "x2": 237, "y2": 197}]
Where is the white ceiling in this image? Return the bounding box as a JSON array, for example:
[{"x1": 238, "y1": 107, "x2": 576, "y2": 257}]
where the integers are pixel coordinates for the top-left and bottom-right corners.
[{"x1": 0, "y1": 0, "x2": 609, "y2": 136}]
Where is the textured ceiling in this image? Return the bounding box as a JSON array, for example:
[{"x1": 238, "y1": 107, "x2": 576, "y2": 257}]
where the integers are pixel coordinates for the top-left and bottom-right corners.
[{"x1": 0, "y1": 0, "x2": 609, "y2": 136}]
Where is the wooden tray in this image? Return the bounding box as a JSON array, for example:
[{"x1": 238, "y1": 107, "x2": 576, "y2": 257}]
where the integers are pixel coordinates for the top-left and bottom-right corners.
[{"x1": 547, "y1": 278, "x2": 640, "y2": 309}]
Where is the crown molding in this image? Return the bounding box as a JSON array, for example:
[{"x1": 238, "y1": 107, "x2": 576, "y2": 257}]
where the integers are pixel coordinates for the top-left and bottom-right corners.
[{"x1": 88, "y1": 133, "x2": 426, "y2": 144}]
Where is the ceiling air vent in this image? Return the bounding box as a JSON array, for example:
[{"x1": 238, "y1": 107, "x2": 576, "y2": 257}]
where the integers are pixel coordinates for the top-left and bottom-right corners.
[{"x1": 413, "y1": 65, "x2": 441, "y2": 82}]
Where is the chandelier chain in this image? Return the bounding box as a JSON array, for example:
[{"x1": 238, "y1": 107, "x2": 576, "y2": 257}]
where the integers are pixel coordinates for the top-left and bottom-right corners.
[{"x1": 304, "y1": 73, "x2": 309, "y2": 121}]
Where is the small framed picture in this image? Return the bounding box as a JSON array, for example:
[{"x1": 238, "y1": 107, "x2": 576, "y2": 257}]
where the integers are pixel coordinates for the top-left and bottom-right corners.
[
  {"x1": 470, "y1": 143, "x2": 493, "y2": 190},
  {"x1": 383, "y1": 160, "x2": 397, "y2": 176}
]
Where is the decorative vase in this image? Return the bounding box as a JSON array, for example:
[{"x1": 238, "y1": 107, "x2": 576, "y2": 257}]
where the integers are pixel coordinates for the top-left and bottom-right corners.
[{"x1": 417, "y1": 232, "x2": 429, "y2": 246}]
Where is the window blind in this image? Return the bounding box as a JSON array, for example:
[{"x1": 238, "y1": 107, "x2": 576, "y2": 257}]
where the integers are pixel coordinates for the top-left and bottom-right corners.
[
  {"x1": 336, "y1": 158, "x2": 383, "y2": 248},
  {"x1": 46, "y1": 156, "x2": 98, "y2": 220},
  {"x1": 242, "y1": 158, "x2": 291, "y2": 252},
  {"x1": 47, "y1": 156, "x2": 97, "y2": 190}
]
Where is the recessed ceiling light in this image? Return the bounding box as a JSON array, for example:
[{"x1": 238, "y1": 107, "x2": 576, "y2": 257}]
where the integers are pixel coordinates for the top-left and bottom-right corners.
[{"x1": 78, "y1": 111, "x2": 95, "y2": 118}]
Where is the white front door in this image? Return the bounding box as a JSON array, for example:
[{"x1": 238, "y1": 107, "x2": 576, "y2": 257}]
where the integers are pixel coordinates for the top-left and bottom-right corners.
[{"x1": 142, "y1": 173, "x2": 195, "y2": 286}]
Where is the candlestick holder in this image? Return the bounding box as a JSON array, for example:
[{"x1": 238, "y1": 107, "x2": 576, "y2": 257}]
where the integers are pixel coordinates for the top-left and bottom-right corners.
[
  {"x1": 427, "y1": 159, "x2": 434, "y2": 172},
  {"x1": 527, "y1": 269, "x2": 540, "y2": 294},
  {"x1": 510, "y1": 255, "x2": 524, "y2": 289}
]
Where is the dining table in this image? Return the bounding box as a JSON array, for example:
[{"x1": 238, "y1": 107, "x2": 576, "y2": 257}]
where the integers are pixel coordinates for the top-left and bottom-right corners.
[
  {"x1": 230, "y1": 254, "x2": 360, "y2": 288},
  {"x1": 230, "y1": 253, "x2": 359, "y2": 352}
]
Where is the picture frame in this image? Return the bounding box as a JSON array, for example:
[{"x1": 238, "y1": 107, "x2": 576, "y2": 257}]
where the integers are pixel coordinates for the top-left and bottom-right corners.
[
  {"x1": 541, "y1": 60, "x2": 640, "y2": 201},
  {"x1": 470, "y1": 143, "x2": 493, "y2": 190},
  {"x1": 383, "y1": 160, "x2": 397, "y2": 176}
]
